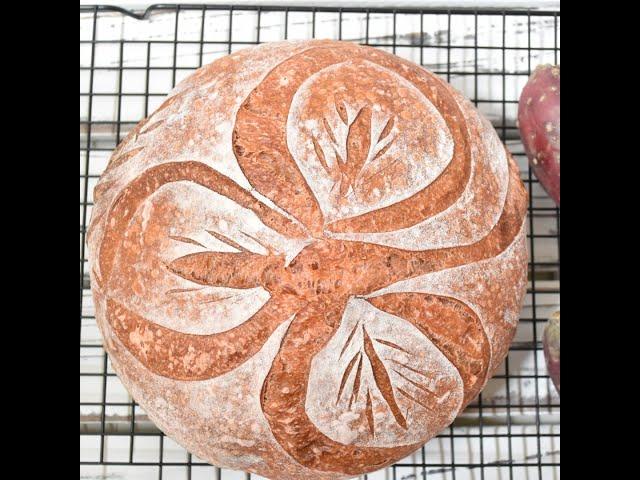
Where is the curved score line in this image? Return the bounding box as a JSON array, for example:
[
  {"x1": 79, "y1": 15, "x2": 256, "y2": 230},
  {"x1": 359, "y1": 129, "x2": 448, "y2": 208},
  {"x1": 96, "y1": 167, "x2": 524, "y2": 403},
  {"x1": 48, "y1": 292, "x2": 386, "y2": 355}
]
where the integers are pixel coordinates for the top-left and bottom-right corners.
[
  {"x1": 106, "y1": 294, "x2": 303, "y2": 381},
  {"x1": 231, "y1": 44, "x2": 473, "y2": 236},
  {"x1": 325, "y1": 47, "x2": 474, "y2": 233},
  {"x1": 232, "y1": 47, "x2": 355, "y2": 237},
  {"x1": 368, "y1": 292, "x2": 491, "y2": 407},
  {"x1": 346, "y1": 150, "x2": 528, "y2": 295},
  {"x1": 98, "y1": 160, "x2": 309, "y2": 284},
  {"x1": 260, "y1": 298, "x2": 423, "y2": 475}
]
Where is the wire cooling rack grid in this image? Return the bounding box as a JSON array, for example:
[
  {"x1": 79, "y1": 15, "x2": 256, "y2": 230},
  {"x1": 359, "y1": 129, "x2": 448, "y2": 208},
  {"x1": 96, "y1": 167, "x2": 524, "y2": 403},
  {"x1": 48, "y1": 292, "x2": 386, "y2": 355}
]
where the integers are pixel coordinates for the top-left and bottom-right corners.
[{"x1": 80, "y1": 4, "x2": 560, "y2": 480}]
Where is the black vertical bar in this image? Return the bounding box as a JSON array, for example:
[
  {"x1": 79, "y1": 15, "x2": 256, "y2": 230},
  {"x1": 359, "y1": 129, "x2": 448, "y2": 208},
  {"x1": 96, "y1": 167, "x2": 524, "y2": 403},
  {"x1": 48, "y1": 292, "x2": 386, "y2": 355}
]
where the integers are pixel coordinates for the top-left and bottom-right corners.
[
  {"x1": 172, "y1": 6, "x2": 179, "y2": 87},
  {"x1": 419, "y1": 11, "x2": 424, "y2": 66},
  {"x1": 199, "y1": 5, "x2": 206, "y2": 64},
  {"x1": 99, "y1": 354, "x2": 108, "y2": 462},
  {"x1": 311, "y1": 8, "x2": 316, "y2": 38},
  {"x1": 228, "y1": 6, "x2": 234, "y2": 54},
  {"x1": 128, "y1": 399, "x2": 136, "y2": 463},
  {"x1": 450, "y1": 425, "x2": 456, "y2": 480},
  {"x1": 284, "y1": 8, "x2": 289, "y2": 40},
  {"x1": 365, "y1": 9, "x2": 370, "y2": 45},
  {"x1": 116, "y1": 40, "x2": 124, "y2": 145},
  {"x1": 338, "y1": 8, "x2": 343, "y2": 40},
  {"x1": 257, "y1": 6, "x2": 262, "y2": 44},
  {"x1": 446, "y1": 11, "x2": 451, "y2": 83},
  {"x1": 158, "y1": 433, "x2": 164, "y2": 480},
  {"x1": 145, "y1": 42, "x2": 151, "y2": 117},
  {"x1": 80, "y1": 7, "x2": 98, "y2": 340},
  {"x1": 392, "y1": 9, "x2": 397, "y2": 54},
  {"x1": 478, "y1": 395, "x2": 485, "y2": 479},
  {"x1": 473, "y1": 12, "x2": 478, "y2": 105}
]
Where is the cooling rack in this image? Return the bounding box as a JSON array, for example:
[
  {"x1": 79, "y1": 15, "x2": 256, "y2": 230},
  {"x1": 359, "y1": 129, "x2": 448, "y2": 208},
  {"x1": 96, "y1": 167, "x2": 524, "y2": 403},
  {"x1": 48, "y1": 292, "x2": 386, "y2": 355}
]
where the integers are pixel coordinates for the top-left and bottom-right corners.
[{"x1": 80, "y1": 4, "x2": 560, "y2": 479}]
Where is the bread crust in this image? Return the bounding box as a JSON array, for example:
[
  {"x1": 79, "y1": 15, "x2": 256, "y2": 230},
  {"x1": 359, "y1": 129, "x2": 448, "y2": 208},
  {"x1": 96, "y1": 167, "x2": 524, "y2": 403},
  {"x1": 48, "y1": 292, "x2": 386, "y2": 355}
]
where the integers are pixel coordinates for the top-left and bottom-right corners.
[{"x1": 87, "y1": 40, "x2": 528, "y2": 480}]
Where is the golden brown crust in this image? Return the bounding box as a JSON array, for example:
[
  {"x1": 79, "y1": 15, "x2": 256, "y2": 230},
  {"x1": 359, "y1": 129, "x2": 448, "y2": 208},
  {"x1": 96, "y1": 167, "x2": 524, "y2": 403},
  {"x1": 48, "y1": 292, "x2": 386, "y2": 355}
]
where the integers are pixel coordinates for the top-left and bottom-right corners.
[{"x1": 88, "y1": 40, "x2": 528, "y2": 480}]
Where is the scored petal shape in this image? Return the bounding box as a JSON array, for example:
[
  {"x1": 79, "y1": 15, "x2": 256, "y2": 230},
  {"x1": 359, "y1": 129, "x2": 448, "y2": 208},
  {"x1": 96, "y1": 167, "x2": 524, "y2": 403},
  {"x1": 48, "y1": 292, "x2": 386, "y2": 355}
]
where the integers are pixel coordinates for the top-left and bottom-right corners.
[
  {"x1": 106, "y1": 180, "x2": 309, "y2": 334},
  {"x1": 287, "y1": 59, "x2": 454, "y2": 224},
  {"x1": 367, "y1": 293, "x2": 490, "y2": 407},
  {"x1": 305, "y1": 298, "x2": 464, "y2": 448}
]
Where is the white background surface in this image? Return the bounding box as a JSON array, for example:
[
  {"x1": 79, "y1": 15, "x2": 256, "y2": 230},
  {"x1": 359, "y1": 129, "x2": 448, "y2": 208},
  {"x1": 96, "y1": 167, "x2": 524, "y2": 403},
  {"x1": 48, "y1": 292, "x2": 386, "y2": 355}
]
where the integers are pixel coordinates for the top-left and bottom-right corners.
[{"x1": 79, "y1": 0, "x2": 560, "y2": 9}]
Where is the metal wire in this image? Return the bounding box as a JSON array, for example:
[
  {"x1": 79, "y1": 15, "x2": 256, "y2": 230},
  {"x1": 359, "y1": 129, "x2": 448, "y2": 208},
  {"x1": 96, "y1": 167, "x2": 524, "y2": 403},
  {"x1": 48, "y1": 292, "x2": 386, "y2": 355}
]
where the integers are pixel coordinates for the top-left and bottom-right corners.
[{"x1": 80, "y1": 5, "x2": 560, "y2": 480}]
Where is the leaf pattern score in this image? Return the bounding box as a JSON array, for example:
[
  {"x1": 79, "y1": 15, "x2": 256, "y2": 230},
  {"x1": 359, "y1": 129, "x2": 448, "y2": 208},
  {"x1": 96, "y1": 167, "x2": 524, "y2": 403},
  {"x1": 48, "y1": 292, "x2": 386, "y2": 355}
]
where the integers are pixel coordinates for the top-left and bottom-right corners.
[
  {"x1": 362, "y1": 325, "x2": 407, "y2": 430},
  {"x1": 306, "y1": 297, "x2": 465, "y2": 446},
  {"x1": 312, "y1": 100, "x2": 398, "y2": 204}
]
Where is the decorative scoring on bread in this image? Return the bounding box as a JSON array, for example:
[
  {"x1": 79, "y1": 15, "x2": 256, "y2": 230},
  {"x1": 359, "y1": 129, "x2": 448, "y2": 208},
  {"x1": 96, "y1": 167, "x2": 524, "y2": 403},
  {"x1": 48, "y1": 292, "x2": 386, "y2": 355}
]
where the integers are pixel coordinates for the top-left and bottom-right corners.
[
  {"x1": 305, "y1": 297, "x2": 464, "y2": 448},
  {"x1": 287, "y1": 59, "x2": 454, "y2": 224},
  {"x1": 87, "y1": 40, "x2": 529, "y2": 480}
]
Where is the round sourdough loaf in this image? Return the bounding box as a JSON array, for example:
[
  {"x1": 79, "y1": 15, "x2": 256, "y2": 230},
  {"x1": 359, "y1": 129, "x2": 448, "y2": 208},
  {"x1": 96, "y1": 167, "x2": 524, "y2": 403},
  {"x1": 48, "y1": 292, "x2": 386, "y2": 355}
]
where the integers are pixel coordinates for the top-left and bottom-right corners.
[{"x1": 87, "y1": 40, "x2": 528, "y2": 479}]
